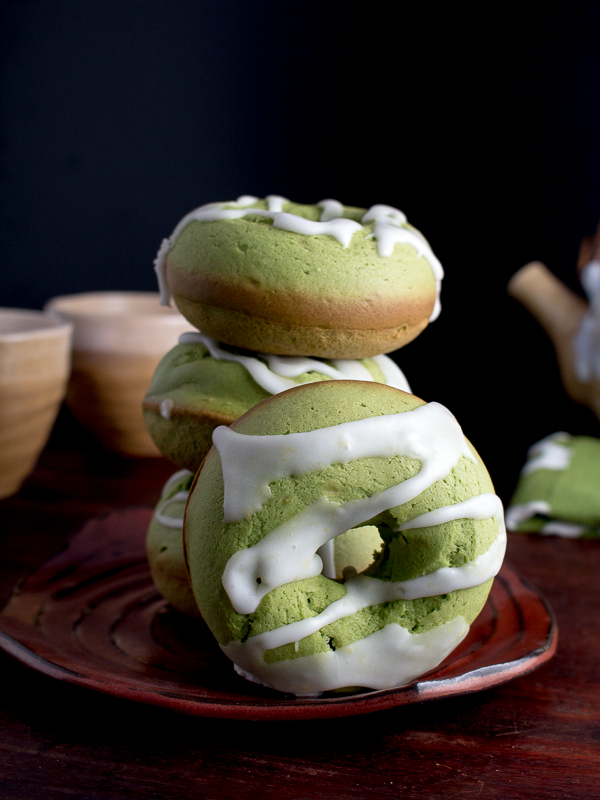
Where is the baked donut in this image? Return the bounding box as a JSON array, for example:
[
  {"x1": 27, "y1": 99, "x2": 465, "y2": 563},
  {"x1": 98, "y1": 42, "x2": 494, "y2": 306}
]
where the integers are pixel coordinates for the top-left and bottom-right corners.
[
  {"x1": 154, "y1": 196, "x2": 443, "y2": 358},
  {"x1": 143, "y1": 331, "x2": 411, "y2": 471},
  {"x1": 146, "y1": 469, "x2": 201, "y2": 618},
  {"x1": 184, "y1": 381, "x2": 505, "y2": 696}
]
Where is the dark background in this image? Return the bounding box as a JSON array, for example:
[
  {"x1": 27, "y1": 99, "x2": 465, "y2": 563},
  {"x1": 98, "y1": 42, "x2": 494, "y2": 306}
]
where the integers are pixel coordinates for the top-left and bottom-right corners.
[{"x1": 2, "y1": 0, "x2": 600, "y2": 501}]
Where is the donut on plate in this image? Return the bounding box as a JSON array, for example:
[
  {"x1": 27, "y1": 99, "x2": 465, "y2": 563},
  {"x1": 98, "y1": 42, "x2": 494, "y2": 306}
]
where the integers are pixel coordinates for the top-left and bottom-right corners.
[
  {"x1": 143, "y1": 331, "x2": 411, "y2": 471},
  {"x1": 146, "y1": 469, "x2": 201, "y2": 618},
  {"x1": 154, "y1": 196, "x2": 443, "y2": 359},
  {"x1": 184, "y1": 381, "x2": 506, "y2": 696}
]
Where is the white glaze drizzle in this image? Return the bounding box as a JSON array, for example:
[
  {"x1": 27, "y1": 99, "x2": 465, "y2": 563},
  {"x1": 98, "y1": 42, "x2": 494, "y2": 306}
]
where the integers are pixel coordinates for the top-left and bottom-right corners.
[
  {"x1": 505, "y1": 501, "x2": 589, "y2": 538},
  {"x1": 154, "y1": 198, "x2": 443, "y2": 320},
  {"x1": 362, "y1": 204, "x2": 407, "y2": 226},
  {"x1": 160, "y1": 398, "x2": 174, "y2": 420},
  {"x1": 266, "y1": 195, "x2": 287, "y2": 212},
  {"x1": 225, "y1": 616, "x2": 469, "y2": 695},
  {"x1": 318, "y1": 199, "x2": 344, "y2": 221},
  {"x1": 370, "y1": 355, "x2": 411, "y2": 392},
  {"x1": 541, "y1": 521, "x2": 588, "y2": 538},
  {"x1": 155, "y1": 491, "x2": 189, "y2": 529},
  {"x1": 223, "y1": 490, "x2": 504, "y2": 616},
  {"x1": 214, "y1": 402, "x2": 473, "y2": 526},
  {"x1": 154, "y1": 469, "x2": 194, "y2": 529},
  {"x1": 574, "y1": 260, "x2": 600, "y2": 381},
  {"x1": 213, "y1": 402, "x2": 504, "y2": 693},
  {"x1": 521, "y1": 432, "x2": 572, "y2": 475},
  {"x1": 504, "y1": 500, "x2": 551, "y2": 531},
  {"x1": 221, "y1": 491, "x2": 503, "y2": 694},
  {"x1": 177, "y1": 331, "x2": 411, "y2": 394}
]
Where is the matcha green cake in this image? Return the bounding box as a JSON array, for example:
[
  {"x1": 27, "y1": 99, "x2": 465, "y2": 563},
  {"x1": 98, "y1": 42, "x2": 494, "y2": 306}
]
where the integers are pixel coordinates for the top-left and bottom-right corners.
[
  {"x1": 184, "y1": 381, "x2": 506, "y2": 696},
  {"x1": 154, "y1": 196, "x2": 443, "y2": 358},
  {"x1": 506, "y1": 432, "x2": 600, "y2": 538}
]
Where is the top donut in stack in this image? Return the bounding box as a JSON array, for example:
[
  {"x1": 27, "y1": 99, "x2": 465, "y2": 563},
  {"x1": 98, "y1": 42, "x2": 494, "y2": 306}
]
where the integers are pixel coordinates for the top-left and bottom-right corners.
[
  {"x1": 145, "y1": 195, "x2": 443, "y2": 471},
  {"x1": 154, "y1": 195, "x2": 442, "y2": 358}
]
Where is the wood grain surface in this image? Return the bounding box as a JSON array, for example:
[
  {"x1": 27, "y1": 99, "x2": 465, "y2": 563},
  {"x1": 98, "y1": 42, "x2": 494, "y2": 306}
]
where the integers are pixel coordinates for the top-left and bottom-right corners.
[{"x1": 0, "y1": 412, "x2": 599, "y2": 800}]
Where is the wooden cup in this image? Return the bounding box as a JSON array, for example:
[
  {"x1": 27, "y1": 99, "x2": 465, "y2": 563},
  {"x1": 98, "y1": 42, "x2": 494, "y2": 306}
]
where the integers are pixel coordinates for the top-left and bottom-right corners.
[
  {"x1": 44, "y1": 292, "x2": 192, "y2": 457},
  {"x1": 0, "y1": 309, "x2": 73, "y2": 499}
]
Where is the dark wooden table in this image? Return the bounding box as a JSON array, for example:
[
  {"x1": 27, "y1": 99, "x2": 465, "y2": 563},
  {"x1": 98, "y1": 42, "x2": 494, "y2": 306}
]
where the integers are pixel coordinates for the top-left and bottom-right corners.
[{"x1": 1, "y1": 416, "x2": 599, "y2": 800}]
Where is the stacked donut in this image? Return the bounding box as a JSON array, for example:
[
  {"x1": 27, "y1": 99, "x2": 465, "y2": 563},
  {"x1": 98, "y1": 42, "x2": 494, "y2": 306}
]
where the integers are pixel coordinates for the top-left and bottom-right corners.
[{"x1": 143, "y1": 195, "x2": 506, "y2": 695}]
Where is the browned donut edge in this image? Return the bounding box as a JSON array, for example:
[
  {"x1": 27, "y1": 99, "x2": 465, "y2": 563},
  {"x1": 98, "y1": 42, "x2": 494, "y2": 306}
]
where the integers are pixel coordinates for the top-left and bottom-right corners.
[
  {"x1": 171, "y1": 295, "x2": 429, "y2": 358},
  {"x1": 168, "y1": 264, "x2": 434, "y2": 329}
]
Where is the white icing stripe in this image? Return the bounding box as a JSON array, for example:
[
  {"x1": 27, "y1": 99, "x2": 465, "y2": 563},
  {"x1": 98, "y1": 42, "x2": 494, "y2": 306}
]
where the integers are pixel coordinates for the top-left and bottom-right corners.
[
  {"x1": 316, "y1": 539, "x2": 336, "y2": 579},
  {"x1": 398, "y1": 493, "x2": 504, "y2": 531},
  {"x1": 318, "y1": 199, "x2": 344, "y2": 221},
  {"x1": 153, "y1": 470, "x2": 194, "y2": 529},
  {"x1": 224, "y1": 492, "x2": 504, "y2": 615},
  {"x1": 504, "y1": 500, "x2": 551, "y2": 530},
  {"x1": 271, "y1": 213, "x2": 362, "y2": 246},
  {"x1": 229, "y1": 517, "x2": 504, "y2": 654},
  {"x1": 179, "y1": 331, "x2": 296, "y2": 393},
  {"x1": 154, "y1": 198, "x2": 443, "y2": 321},
  {"x1": 266, "y1": 195, "x2": 287, "y2": 212},
  {"x1": 521, "y1": 432, "x2": 572, "y2": 475},
  {"x1": 177, "y1": 331, "x2": 411, "y2": 395},
  {"x1": 369, "y1": 221, "x2": 443, "y2": 279},
  {"x1": 362, "y1": 205, "x2": 407, "y2": 226},
  {"x1": 160, "y1": 398, "x2": 174, "y2": 419},
  {"x1": 160, "y1": 469, "x2": 193, "y2": 497},
  {"x1": 224, "y1": 617, "x2": 469, "y2": 695},
  {"x1": 154, "y1": 490, "x2": 190, "y2": 529},
  {"x1": 541, "y1": 521, "x2": 588, "y2": 538},
  {"x1": 370, "y1": 355, "x2": 411, "y2": 392},
  {"x1": 430, "y1": 280, "x2": 442, "y2": 322},
  {"x1": 264, "y1": 354, "x2": 372, "y2": 382},
  {"x1": 214, "y1": 401, "x2": 474, "y2": 525}
]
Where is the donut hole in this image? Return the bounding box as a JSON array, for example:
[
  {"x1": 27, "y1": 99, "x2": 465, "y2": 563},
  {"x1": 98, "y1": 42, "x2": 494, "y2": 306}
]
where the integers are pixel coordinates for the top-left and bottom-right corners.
[{"x1": 332, "y1": 525, "x2": 384, "y2": 581}]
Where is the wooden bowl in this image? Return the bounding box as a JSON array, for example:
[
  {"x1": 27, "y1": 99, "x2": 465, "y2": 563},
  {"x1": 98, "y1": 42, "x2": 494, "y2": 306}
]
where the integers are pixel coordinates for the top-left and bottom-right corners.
[
  {"x1": 0, "y1": 308, "x2": 73, "y2": 499},
  {"x1": 45, "y1": 292, "x2": 192, "y2": 457}
]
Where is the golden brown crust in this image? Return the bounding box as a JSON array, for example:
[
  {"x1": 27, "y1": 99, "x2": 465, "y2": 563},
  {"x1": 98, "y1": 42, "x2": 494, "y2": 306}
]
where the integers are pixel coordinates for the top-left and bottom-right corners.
[
  {"x1": 171, "y1": 295, "x2": 430, "y2": 358},
  {"x1": 142, "y1": 398, "x2": 236, "y2": 427},
  {"x1": 167, "y1": 264, "x2": 433, "y2": 332}
]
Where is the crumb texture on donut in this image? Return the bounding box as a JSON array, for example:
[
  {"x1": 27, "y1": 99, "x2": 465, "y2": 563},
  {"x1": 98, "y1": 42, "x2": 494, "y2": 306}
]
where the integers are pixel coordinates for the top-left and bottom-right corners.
[{"x1": 184, "y1": 381, "x2": 505, "y2": 695}]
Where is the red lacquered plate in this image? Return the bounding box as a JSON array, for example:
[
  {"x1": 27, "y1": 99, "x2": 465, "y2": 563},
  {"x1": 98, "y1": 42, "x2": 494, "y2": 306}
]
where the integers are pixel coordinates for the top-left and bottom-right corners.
[{"x1": 0, "y1": 508, "x2": 557, "y2": 721}]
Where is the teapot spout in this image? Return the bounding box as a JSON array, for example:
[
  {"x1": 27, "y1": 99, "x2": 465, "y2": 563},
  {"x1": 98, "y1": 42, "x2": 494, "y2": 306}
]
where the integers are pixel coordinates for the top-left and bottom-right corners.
[{"x1": 508, "y1": 261, "x2": 589, "y2": 405}]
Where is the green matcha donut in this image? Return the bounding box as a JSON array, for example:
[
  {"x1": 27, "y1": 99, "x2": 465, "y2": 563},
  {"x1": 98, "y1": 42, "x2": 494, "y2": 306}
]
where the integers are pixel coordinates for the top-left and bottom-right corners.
[
  {"x1": 143, "y1": 331, "x2": 411, "y2": 471},
  {"x1": 506, "y1": 432, "x2": 600, "y2": 537},
  {"x1": 154, "y1": 196, "x2": 443, "y2": 358},
  {"x1": 184, "y1": 381, "x2": 506, "y2": 696},
  {"x1": 146, "y1": 469, "x2": 201, "y2": 618}
]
